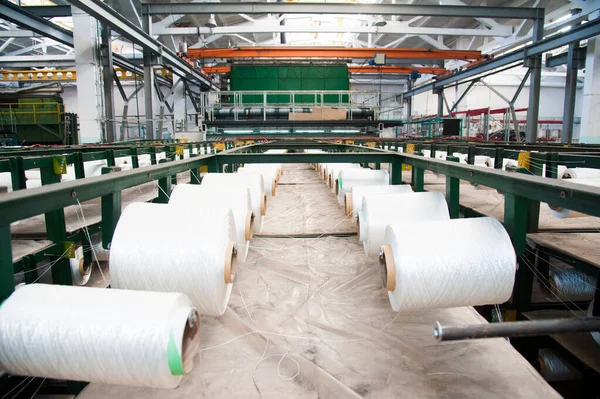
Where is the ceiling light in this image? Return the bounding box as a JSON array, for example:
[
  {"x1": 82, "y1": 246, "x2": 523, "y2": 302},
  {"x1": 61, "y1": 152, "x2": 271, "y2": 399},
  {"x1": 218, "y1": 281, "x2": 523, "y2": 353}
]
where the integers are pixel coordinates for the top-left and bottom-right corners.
[{"x1": 205, "y1": 14, "x2": 217, "y2": 28}]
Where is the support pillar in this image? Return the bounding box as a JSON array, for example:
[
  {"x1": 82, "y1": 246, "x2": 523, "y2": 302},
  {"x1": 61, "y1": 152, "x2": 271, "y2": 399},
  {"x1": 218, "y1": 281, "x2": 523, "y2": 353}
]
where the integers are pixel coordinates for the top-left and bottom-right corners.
[
  {"x1": 525, "y1": 17, "x2": 544, "y2": 143},
  {"x1": 101, "y1": 23, "x2": 116, "y2": 143},
  {"x1": 72, "y1": 6, "x2": 103, "y2": 143},
  {"x1": 436, "y1": 89, "x2": 444, "y2": 118},
  {"x1": 579, "y1": 21, "x2": 600, "y2": 143},
  {"x1": 562, "y1": 42, "x2": 579, "y2": 144},
  {"x1": 142, "y1": 13, "x2": 155, "y2": 140},
  {"x1": 173, "y1": 74, "x2": 187, "y2": 133}
]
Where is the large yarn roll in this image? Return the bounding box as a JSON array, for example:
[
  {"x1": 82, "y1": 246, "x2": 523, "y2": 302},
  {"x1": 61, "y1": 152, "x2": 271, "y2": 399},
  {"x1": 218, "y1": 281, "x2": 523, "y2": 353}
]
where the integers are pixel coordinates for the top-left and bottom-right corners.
[
  {"x1": 237, "y1": 166, "x2": 277, "y2": 196},
  {"x1": 169, "y1": 183, "x2": 252, "y2": 261},
  {"x1": 347, "y1": 184, "x2": 413, "y2": 216},
  {"x1": 0, "y1": 284, "x2": 200, "y2": 388},
  {"x1": 111, "y1": 202, "x2": 236, "y2": 316},
  {"x1": 548, "y1": 178, "x2": 600, "y2": 218},
  {"x1": 361, "y1": 192, "x2": 449, "y2": 257},
  {"x1": 327, "y1": 163, "x2": 361, "y2": 189},
  {"x1": 337, "y1": 168, "x2": 389, "y2": 205},
  {"x1": 550, "y1": 268, "x2": 596, "y2": 302},
  {"x1": 241, "y1": 163, "x2": 282, "y2": 182},
  {"x1": 382, "y1": 217, "x2": 516, "y2": 312},
  {"x1": 562, "y1": 167, "x2": 600, "y2": 179},
  {"x1": 201, "y1": 173, "x2": 266, "y2": 233}
]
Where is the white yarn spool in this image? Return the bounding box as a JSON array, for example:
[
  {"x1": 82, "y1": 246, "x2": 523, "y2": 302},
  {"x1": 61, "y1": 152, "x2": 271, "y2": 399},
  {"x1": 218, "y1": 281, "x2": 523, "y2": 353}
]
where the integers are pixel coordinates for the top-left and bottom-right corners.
[
  {"x1": 111, "y1": 202, "x2": 237, "y2": 316},
  {"x1": 201, "y1": 173, "x2": 266, "y2": 233},
  {"x1": 503, "y1": 159, "x2": 518, "y2": 170},
  {"x1": 360, "y1": 192, "x2": 449, "y2": 257},
  {"x1": 0, "y1": 284, "x2": 200, "y2": 388},
  {"x1": 169, "y1": 184, "x2": 253, "y2": 262},
  {"x1": 381, "y1": 217, "x2": 516, "y2": 312},
  {"x1": 242, "y1": 163, "x2": 282, "y2": 181},
  {"x1": 562, "y1": 167, "x2": 600, "y2": 179},
  {"x1": 327, "y1": 163, "x2": 360, "y2": 189},
  {"x1": 548, "y1": 178, "x2": 600, "y2": 218},
  {"x1": 70, "y1": 246, "x2": 92, "y2": 285},
  {"x1": 237, "y1": 166, "x2": 277, "y2": 196},
  {"x1": 347, "y1": 184, "x2": 413, "y2": 216},
  {"x1": 435, "y1": 151, "x2": 447, "y2": 160},
  {"x1": 336, "y1": 169, "x2": 389, "y2": 206}
]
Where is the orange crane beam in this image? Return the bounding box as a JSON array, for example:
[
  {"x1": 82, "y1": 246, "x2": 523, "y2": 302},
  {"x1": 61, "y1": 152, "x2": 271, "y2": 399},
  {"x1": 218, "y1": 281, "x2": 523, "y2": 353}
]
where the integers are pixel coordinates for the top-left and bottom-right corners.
[
  {"x1": 348, "y1": 66, "x2": 446, "y2": 75},
  {"x1": 188, "y1": 46, "x2": 482, "y2": 61},
  {"x1": 203, "y1": 65, "x2": 447, "y2": 75}
]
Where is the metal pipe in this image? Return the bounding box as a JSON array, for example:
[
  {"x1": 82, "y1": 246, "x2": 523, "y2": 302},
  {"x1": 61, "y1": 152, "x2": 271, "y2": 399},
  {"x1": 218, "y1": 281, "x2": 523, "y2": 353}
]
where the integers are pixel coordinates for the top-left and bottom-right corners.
[{"x1": 434, "y1": 317, "x2": 600, "y2": 342}]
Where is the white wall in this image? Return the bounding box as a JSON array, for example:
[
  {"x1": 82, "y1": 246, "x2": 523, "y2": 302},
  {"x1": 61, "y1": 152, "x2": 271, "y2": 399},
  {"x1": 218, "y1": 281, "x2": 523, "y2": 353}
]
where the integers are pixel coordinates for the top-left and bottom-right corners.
[{"x1": 409, "y1": 69, "x2": 584, "y2": 139}]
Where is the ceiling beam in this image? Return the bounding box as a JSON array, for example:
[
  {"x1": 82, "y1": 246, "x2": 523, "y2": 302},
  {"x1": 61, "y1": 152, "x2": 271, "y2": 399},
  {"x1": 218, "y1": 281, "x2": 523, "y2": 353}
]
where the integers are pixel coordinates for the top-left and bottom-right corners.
[
  {"x1": 402, "y1": 18, "x2": 600, "y2": 98},
  {"x1": 141, "y1": 2, "x2": 543, "y2": 19},
  {"x1": 154, "y1": 22, "x2": 511, "y2": 37},
  {"x1": 22, "y1": 5, "x2": 72, "y2": 17},
  {"x1": 66, "y1": 0, "x2": 216, "y2": 89}
]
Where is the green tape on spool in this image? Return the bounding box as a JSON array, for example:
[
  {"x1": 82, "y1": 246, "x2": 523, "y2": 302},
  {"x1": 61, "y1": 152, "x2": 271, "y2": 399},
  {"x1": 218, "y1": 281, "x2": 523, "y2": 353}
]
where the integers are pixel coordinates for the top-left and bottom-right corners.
[
  {"x1": 167, "y1": 329, "x2": 184, "y2": 376},
  {"x1": 339, "y1": 178, "x2": 343, "y2": 190}
]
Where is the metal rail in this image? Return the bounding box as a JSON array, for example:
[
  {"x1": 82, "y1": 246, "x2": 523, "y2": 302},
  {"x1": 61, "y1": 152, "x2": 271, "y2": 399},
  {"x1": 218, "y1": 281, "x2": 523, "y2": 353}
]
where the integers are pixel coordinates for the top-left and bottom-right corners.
[{"x1": 434, "y1": 317, "x2": 600, "y2": 341}]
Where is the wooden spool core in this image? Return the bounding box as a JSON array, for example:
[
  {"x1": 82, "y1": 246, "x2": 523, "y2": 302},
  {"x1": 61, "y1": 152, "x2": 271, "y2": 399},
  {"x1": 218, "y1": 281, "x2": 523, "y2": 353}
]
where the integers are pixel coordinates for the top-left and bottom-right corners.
[
  {"x1": 356, "y1": 213, "x2": 362, "y2": 241},
  {"x1": 272, "y1": 179, "x2": 277, "y2": 196},
  {"x1": 335, "y1": 179, "x2": 339, "y2": 196},
  {"x1": 181, "y1": 309, "x2": 201, "y2": 373},
  {"x1": 245, "y1": 211, "x2": 254, "y2": 241},
  {"x1": 79, "y1": 258, "x2": 91, "y2": 276},
  {"x1": 379, "y1": 244, "x2": 396, "y2": 292},
  {"x1": 224, "y1": 240, "x2": 237, "y2": 284},
  {"x1": 260, "y1": 192, "x2": 267, "y2": 216},
  {"x1": 345, "y1": 193, "x2": 353, "y2": 216}
]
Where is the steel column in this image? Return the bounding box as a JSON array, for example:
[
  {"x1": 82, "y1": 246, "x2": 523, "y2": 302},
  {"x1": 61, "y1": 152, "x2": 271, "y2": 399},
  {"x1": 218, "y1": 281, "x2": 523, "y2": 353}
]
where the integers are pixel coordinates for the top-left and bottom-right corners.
[
  {"x1": 142, "y1": 12, "x2": 156, "y2": 140},
  {"x1": 525, "y1": 17, "x2": 544, "y2": 143},
  {"x1": 562, "y1": 43, "x2": 579, "y2": 144},
  {"x1": 101, "y1": 24, "x2": 116, "y2": 143},
  {"x1": 436, "y1": 90, "x2": 444, "y2": 118}
]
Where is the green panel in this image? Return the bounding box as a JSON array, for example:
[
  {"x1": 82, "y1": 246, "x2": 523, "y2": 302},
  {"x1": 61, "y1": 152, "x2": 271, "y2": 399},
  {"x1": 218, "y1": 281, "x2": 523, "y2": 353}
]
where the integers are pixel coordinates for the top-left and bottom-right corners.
[{"x1": 230, "y1": 65, "x2": 349, "y2": 105}]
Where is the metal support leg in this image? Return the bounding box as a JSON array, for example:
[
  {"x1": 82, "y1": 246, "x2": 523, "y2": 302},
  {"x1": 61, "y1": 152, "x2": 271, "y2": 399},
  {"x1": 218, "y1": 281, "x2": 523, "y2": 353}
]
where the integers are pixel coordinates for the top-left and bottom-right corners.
[
  {"x1": 156, "y1": 159, "x2": 171, "y2": 203},
  {"x1": 0, "y1": 224, "x2": 13, "y2": 302},
  {"x1": 101, "y1": 166, "x2": 122, "y2": 249},
  {"x1": 446, "y1": 156, "x2": 460, "y2": 218},
  {"x1": 391, "y1": 158, "x2": 402, "y2": 185},
  {"x1": 40, "y1": 167, "x2": 71, "y2": 286}
]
